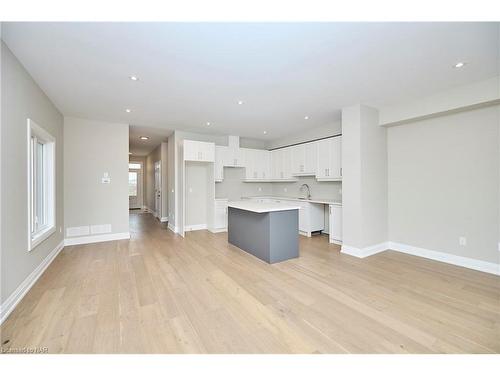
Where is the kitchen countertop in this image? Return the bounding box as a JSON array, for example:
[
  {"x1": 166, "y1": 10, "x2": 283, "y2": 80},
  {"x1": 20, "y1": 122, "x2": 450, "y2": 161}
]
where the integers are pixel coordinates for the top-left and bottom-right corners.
[
  {"x1": 228, "y1": 200, "x2": 301, "y2": 213},
  {"x1": 242, "y1": 195, "x2": 342, "y2": 206}
]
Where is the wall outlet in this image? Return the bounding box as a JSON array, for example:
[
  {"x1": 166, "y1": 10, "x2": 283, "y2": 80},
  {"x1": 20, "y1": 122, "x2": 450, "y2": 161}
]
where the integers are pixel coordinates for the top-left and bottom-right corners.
[
  {"x1": 188, "y1": 187, "x2": 193, "y2": 193},
  {"x1": 258, "y1": 187, "x2": 262, "y2": 192},
  {"x1": 284, "y1": 187, "x2": 287, "y2": 193},
  {"x1": 459, "y1": 236, "x2": 467, "y2": 246}
]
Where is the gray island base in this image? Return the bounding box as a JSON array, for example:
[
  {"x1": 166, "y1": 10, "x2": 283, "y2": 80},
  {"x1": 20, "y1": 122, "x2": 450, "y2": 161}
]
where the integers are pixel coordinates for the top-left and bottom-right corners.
[{"x1": 227, "y1": 201, "x2": 300, "y2": 264}]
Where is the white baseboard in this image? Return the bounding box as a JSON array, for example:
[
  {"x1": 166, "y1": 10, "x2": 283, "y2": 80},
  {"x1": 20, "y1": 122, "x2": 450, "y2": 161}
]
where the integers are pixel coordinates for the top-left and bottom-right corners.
[
  {"x1": 0, "y1": 240, "x2": 64, "y2": 324},
  {"x1": 167, "y1": 223, "x2": 178, "y2": 233},
  {"x1": 329, "y1": 239, "x2": 342, "y2": 245},
  {"x1": 160, "y1": 217, "x2": 168, "y2": 223},
  {"x1": 341, "y1": 242, "x2": 389, "y2": 258},
  {"x1": 341, "y1": 240, "x2": 500, "y2": 276},
  {"x1": 184, "y1": 224, "x2": 207, "y2": 232},
  {"x1": 209, "y1": 228, "x2": 227, "y2": 233},
  {"x1": 64, "y1": 232, "x2": 130, "y2": 246},
  {"x1": 388, "y1": 242, "x2": 500, "y2": 276}
]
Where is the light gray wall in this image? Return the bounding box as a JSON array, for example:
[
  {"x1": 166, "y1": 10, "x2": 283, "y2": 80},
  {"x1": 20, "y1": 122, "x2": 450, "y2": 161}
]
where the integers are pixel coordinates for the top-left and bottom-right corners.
[
  {"x1": 143, "y1": 141, "x2": 168, "y2": 218},
  {"x1": 342, "y1": 104, "x2": 388, "y2": 249},
  {"x1": 185, "y1": 162, "x2": 210, "y2": 226},
  {"x1": 161, "y1": 141, "x2": 168, "y2": 219},
  {"x1": 266, "y1": 121, "x2": 342, "y2": 149},
  {"x1": 1, "y1": 41, "x2": 64, "y2": 304},
  {"x1": 387, "y1": 106, "x2": 499, "y2": 263},
  {"x1": 64, "y1": 117, "x2": 129, "y2": 237},
  {"x1": 167, "y1": 133, "x2": 176, "y2": 227},
  {"x1": 145, "y1": 144, "x2": 161, "y2": 211}
]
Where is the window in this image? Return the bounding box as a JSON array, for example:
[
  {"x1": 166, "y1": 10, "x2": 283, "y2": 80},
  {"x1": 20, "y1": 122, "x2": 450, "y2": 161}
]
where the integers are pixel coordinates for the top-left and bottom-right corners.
[
  {"x1": 128, "y1": 163, "x2": 141, "y2": 169},
  {"x1": 129, "y1": 172, "x2": 138, "y2": 197},
  {"x1": 28, "y1": 119, "x2": 56, "y2": 251}
]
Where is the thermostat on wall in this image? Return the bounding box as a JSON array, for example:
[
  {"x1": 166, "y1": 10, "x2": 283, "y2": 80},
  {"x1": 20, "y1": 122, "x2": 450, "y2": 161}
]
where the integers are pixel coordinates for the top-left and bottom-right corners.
[{"x1": 101, "y1": 172, "x2": 111, "y2": 184}]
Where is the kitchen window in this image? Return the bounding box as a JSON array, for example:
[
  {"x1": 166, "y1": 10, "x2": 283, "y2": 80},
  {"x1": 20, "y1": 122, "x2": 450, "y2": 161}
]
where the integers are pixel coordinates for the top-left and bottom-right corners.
[{"x1": 28, "y1": 119, "x2": 56, "y2": 250}]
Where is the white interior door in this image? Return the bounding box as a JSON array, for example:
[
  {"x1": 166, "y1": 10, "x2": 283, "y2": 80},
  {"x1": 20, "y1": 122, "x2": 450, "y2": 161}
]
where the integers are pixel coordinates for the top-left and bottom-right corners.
[
  {"x1": 154, "y1": 161, "x2": 161, "y2": 218},
  {"x1": 129, "y1": 162, "x2": 143, "y2": 209}
]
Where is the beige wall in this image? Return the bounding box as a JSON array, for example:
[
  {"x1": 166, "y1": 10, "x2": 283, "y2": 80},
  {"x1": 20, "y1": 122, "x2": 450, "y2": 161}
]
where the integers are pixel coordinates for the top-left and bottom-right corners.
[
  {"x1": 387, "y1": 106, "x2": 499, "y2": 263},
  {"x1": 64, "y1": 117, "x2": 129, "y2": 237},
  {"x1": 1, "y1": 42, "x2": 64, "y2": 304}
]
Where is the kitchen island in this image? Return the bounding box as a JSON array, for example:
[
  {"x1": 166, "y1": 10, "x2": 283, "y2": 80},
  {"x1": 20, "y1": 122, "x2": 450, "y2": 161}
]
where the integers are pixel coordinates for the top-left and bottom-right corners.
[{"x1": 227, "y1": 200, "x2": 300, "y2": 263}]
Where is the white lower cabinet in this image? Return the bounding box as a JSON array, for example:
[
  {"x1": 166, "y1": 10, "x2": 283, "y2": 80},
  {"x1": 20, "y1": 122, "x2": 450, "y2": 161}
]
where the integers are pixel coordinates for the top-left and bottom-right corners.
[
  {"x1": 247, "y1": 197, "x2": 324, "y2": 237},
  {"x1": 329, "y1": 204, "x2": 342, "y2": 244},
  {"x1": 213, "y1": 199, "x2": 228, "y2": 232},
  {"x1": 297, "y1": 201, "x2": 324, "y2": 237}
]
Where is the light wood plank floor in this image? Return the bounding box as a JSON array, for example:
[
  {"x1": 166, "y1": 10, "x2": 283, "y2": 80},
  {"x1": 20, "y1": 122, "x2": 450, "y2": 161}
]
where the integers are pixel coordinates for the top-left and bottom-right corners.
[{"x1": 1, "y1": 212, "x2": 499, "y2": 353}]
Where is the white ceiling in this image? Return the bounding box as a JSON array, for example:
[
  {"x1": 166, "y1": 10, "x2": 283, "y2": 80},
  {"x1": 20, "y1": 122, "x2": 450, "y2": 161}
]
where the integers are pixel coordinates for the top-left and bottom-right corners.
[
  {"x1": 2, "y1": 22, "x2": 498, "y2": 140},
  {"x1": 129, "y1": 125, "x2": 172, "y2": 156}
]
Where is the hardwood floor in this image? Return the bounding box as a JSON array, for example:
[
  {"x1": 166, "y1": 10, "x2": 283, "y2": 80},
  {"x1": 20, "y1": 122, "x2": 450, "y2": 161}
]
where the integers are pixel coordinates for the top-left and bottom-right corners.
[{"x1": 1, "y1": 212, "x2": 499, "y2": 353}]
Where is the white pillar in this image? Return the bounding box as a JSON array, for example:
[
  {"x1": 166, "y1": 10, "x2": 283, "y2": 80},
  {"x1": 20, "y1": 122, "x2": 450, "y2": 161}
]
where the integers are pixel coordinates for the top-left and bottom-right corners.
[{"x1": 341, "y1": 104, "x2": 388, "y2": 256}]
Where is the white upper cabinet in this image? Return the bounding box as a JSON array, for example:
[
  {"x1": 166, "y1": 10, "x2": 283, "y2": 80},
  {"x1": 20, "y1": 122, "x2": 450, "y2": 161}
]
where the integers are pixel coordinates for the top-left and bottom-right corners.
[
  {"x1": 214, "y1": 146, "x2": 228, "y2": 181},
  {"x1": 271, "y1": 148, "x2": 293, "y2": 180},
  {"x1": 244, "y1": 148, "x2": 271, "y2": 180},
  {"x1": 271, "y1": 149, "x2": 283, "y2": 179},
  {"x1": 224, "y1": 147, "x2": 245, "y2": 167},
  {"x1": 291, "y1": 142, "x2": 317, "y2": 176},
  {"x1": 316, "y1": 136, "x2": 342, "y2": 180},
  {"x1": 184, "y1": 140, "x2": 215, "y2": 162}
]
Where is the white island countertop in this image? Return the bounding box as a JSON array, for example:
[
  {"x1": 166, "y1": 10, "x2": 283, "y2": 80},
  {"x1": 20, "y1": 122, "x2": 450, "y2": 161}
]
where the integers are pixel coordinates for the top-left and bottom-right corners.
[
  {"x1": 228, "y1": 200, "x2": 301, "y2": 213},
  {"x1": 242, "y1": 196, "x2": 342, "y2": 206}
]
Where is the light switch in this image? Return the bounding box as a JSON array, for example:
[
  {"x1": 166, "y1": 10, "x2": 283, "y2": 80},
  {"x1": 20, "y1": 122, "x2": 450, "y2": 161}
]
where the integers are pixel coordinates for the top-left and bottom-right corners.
[{"x1": 189, "y1": 187, "x2": 193, "y2": 193}]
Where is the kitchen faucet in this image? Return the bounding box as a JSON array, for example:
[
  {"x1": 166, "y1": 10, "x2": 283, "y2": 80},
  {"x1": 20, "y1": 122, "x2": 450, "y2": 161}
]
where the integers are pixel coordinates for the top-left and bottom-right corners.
[{"x1": 300, "y1": 184, "x2": 311, "y2": 200}]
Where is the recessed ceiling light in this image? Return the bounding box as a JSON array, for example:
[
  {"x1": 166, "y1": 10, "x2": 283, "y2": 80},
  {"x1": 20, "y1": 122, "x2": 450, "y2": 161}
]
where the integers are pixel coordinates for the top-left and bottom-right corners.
[
  {"x1": 125, "y1": 109, "x2": 131, "y2": 113},
  {"x1": 129, "y1": 75, "x2": 139, "y2": 81},
  {"x1": 206, "y1": 122, "x2": 211, "y2": 126},
  {"x1": 139, "y1": 136, "x2": 149, "y2": 140},
  {"x1": 304, "y1": 116, "x2": 309, "y2": 120},
  {"x1": 237, "y1": 100, "x2": 244, "y2": 105},
  {"x1": 263, "y1": 131, "x2": 267, "y2": 135},
  {"x1": 454, "y1": 62, "x2": 466, "y2": 68}
]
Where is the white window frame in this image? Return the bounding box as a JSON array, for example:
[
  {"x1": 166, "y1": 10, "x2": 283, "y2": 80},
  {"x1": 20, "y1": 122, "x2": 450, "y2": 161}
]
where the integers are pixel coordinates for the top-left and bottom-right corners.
[{"x1": 27, "y1": 119, "x2": 56, "y2": 251}]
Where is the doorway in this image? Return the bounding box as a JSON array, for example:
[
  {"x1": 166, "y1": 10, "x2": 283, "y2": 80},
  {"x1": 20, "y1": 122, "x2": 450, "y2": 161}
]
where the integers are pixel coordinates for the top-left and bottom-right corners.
[{"x1": 129, "y1": 162, "x2": 143, "y2": 209}]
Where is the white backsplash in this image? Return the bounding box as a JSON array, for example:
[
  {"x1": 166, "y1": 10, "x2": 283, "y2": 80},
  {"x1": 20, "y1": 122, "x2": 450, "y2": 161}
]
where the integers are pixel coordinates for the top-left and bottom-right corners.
[
  {"x1": 215, "y1": 168, "x2": 342, "y2": 202},
  {"x1": 215, "y1": 167, "x2": 273, "y2": 200},
  {"x1": 271, "y1": 176, "x2": 342, "y2": 201}
]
